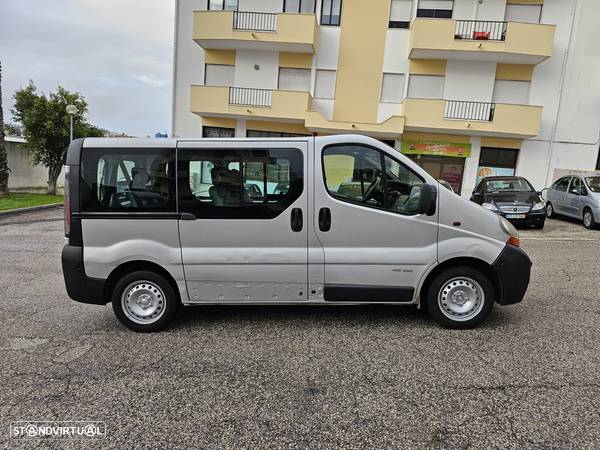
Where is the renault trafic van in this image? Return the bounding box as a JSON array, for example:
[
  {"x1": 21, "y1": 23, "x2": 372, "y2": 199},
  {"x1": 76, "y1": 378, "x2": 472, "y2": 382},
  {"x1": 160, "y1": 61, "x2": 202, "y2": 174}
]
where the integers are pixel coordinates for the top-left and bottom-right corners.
[{"x1": 62, "y1": 135, "x2": 531, "y2": 332}]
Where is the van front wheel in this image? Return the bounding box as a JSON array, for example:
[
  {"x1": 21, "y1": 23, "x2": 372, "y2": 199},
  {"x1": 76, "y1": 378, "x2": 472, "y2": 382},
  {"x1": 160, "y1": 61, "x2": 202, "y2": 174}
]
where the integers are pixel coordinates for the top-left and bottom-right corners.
[
  {"x1": 425, "y1": 267, "x2": 494, "y2": 329},
  {"x1": 112, "y1": 271, "x2": 180, "y2": 332}
]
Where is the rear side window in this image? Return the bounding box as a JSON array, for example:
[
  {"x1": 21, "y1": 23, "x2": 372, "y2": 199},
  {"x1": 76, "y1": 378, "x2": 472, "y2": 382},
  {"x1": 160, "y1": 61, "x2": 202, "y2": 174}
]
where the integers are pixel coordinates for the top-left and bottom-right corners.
[
  {"x1": 554, "y1": 177, "x2": 571, "y2": 193},
  {"x1": 179, "y1": 148, "x2": 303, "y2": 219},
  {"x1": 80, "y1": 148, "x2": 176, "y2": 212}
]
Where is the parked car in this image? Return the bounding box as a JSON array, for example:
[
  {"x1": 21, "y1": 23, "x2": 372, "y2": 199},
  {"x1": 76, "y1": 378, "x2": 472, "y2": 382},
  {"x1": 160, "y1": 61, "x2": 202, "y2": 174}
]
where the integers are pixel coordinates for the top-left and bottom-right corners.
[
  {"x1": 470, "y1": 176, "x2": 546, "y2": 229},
  {"x1": 545, "y1": 173, "x2": 600, "y2": 229},
  {"x1": 62, "y1": 135, "x2": 531, "y2": 332}
]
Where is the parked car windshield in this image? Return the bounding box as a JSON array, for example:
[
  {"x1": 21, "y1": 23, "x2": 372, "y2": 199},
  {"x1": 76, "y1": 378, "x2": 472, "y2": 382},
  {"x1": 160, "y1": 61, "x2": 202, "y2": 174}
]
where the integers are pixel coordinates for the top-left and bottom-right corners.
[
  {"x1": 485, "y1": 178, "x2": 533, "y2": 193},
  {"x1": 585, "y1": 176, "x2": 600, "y2": 192}
]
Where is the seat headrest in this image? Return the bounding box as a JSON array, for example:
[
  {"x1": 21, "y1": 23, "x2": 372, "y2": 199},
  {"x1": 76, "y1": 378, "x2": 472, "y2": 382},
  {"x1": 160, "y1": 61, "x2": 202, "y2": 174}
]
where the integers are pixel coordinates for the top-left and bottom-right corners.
[{"x1": 211, "y1": 167, "x2": 239, "y2": 186}]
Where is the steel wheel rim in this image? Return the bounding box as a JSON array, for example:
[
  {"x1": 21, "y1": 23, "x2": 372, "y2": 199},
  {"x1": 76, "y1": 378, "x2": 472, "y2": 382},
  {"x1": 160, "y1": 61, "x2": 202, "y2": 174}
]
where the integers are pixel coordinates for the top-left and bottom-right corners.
[
  {"x1": 584, "y1": 212, "x2": 592, "y2": 227},
  {"x1": 121, "y1": 281, "x2": 166, "y2": 325},
  {"x1": 438, "y1": 277, "x2": 485, "y2": 322},
  {"x1": 546, "y1": 204, "x2": 553, "y2": 217}
]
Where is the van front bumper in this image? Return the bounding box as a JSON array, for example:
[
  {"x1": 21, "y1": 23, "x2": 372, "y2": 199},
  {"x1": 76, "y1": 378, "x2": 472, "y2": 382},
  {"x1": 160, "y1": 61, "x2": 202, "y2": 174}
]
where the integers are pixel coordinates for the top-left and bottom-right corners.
[
  {"x1": 492, "y1": 244, "x2": 532, "y2": 305},
  {"x1": 61, "y1": 245, "x2": 108, "y2": 305}
]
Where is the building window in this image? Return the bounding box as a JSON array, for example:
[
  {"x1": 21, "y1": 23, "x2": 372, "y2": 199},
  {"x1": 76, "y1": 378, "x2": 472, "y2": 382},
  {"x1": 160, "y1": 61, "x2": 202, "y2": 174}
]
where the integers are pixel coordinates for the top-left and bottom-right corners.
[
  {"x1": 208, "y1": 0, "x2": 238, "y2": 11},
  {"x1": 283, "y1": 0, "x2": 316, "y2": 13},
  {"x1": 278, "y1": 68, "x2": 311, "y2": 91},
  {"x1": 247, "y1": 130, "x2": 309, "y2": 137},
  {"x1": 178, "y1": 148, "x2": 303, "y2": 219},
  {"x1": 492, "y1": 80, "x2": 530, "y2": 105},
  {"x1": 477, "y1": 147, "x2": 519, "y2": 182},
  {"x1": 321, "y1": 0, "x2": 342, "y2": 25},
  {"x1": 505, "y1": 4, "x2": 542, "y2": 24},
  {"x1": 407, "y1": 74, "x2": 444, "y2": 99},
  {"x1": 314, "y1": 70, "x2": 336, "y2": 99},
  {"x1": 381, "y1": 73, "x2": 405, "y2": 103},
  {"x1": 389, "y1": 0, "x2": 412, "y2": 28},
  {"x1": 204, "y1": 64, "x2": 234, "y2": 87},
  {"x1": 202, "y1": 126, "x2": 235, "y2": 138},
  {"x1": 416, "y1": 0, "x2": 453, "y2": 18}
]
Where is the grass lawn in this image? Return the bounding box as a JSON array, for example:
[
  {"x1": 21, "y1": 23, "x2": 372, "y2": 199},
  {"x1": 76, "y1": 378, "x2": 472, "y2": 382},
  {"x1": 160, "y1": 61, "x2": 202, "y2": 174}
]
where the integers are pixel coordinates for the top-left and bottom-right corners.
[{"x1": 0, "y1": 193, "x2": 64, "y2": 212}]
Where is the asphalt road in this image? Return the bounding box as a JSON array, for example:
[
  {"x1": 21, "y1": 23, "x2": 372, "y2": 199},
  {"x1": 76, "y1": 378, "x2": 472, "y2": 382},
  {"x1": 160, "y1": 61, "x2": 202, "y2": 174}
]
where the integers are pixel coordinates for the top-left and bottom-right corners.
[{"x1": 1, "y1": 208, "x2": 599, "y2": 448}]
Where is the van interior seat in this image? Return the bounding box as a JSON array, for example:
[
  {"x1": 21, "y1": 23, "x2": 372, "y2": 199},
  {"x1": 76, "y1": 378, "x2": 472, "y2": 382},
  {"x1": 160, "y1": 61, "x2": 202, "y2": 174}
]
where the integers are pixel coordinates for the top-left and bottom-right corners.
[{"x1": 209, "y1": 167, "x2": 241, "y2": 206}]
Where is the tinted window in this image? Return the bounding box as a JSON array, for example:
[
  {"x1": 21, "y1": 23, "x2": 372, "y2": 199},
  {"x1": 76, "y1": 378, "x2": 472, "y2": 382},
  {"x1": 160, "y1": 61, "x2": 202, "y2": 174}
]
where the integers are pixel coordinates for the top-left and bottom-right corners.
[
  {"x1": 479, "y1": 147, "x2": 518, "y2": 168},
  {"x1": 322, "y1": 145, "x2": 424, "y2": 216},
  {"x1": 179, "y1": 148, "x2": 303, "y2": 219},
  {"x1": 80, "y1": 149, "x2": 176, "y2": 212}
]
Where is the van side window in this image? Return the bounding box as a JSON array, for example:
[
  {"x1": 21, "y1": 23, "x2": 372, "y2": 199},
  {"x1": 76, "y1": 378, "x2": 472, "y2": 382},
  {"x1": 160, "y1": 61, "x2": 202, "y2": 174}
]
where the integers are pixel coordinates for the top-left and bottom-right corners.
[
  {"x1": 322, "y1": 145, "x2": 424, "y2": 215},
  {"x1": 179, "y1": 148, "x2": 303, "y2": 219},
  {"x1": 80, "y1": 149, "x2": 176, "y2": 212}
]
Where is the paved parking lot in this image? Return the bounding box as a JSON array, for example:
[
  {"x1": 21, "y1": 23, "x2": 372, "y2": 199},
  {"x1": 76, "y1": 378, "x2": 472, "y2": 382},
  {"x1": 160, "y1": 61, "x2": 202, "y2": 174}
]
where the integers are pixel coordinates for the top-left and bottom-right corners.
[{"x1": 1, "y1": 208, "x2": 599, "y2": 448}]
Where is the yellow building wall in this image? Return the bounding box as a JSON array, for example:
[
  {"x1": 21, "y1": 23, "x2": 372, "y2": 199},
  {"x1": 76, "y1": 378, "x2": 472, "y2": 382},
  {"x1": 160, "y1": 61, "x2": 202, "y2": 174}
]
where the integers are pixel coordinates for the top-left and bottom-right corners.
[{"x1": 333, "y1": 0, "x2": 391, "y2": 123}]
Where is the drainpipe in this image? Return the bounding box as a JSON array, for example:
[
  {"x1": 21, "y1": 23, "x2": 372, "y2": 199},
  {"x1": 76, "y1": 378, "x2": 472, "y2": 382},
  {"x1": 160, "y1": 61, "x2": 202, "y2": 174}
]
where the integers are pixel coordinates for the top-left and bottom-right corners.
[
  {"x1": 170, "y1": 0, "x2": 180, "y2": 138},
  {"x1": 543, "y1": 0, "x2": 578, "y2": 186}
]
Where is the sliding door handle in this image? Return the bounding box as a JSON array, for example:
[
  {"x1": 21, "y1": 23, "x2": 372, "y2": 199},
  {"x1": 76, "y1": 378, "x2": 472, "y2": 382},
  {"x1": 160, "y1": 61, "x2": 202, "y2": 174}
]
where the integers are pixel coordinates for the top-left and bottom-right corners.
[
  {"x1": 291, "y1": 208, "x2": 303, "y2": 232},
  {"x1": 319, "y1": 207, "x2": 331, "y2": 232}
]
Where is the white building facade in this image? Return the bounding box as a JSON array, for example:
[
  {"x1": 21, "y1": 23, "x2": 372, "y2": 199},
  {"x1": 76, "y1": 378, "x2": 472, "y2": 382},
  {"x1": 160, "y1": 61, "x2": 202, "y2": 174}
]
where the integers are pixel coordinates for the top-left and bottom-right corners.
[{"x1": 172, "y1": 0, "x2": 600, "y2": 196}]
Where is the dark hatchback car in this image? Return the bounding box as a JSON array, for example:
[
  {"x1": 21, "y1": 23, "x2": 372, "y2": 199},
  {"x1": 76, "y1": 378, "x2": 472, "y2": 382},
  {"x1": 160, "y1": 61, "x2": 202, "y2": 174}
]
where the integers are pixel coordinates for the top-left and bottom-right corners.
[{"x1": 470, "y1": 176, "x2": 546, "y2": 228}]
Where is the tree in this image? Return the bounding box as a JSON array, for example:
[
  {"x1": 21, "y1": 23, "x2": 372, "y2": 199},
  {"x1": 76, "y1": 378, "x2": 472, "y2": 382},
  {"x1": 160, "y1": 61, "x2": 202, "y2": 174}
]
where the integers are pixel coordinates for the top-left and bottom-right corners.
[
  {"x1": 0, "y1": 62, "x2": 10, "y2": 197},
  {"x1": 11, "y1": 82, "x2": 104, "y2": 194}
]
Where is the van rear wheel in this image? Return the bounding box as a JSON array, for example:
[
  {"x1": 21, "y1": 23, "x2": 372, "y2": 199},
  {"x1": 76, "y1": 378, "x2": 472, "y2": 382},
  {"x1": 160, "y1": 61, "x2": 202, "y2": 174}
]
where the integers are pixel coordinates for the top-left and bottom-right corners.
[
  {"x1": 112, "y1": 271, "x2": 180, "y2": 332},
  {"x1": 425, "y1": 267, "x2": 494, "y2": 329}
]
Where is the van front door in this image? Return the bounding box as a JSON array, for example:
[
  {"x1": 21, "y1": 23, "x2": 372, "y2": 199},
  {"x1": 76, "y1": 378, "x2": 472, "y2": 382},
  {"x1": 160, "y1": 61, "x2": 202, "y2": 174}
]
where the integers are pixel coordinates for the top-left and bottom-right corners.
[
  {"x1": 313, "y1": 137, "x2": 438, "y2": 302},
  {"x1": 177, "y1": 140, "x2": 308, "y2": 302}
]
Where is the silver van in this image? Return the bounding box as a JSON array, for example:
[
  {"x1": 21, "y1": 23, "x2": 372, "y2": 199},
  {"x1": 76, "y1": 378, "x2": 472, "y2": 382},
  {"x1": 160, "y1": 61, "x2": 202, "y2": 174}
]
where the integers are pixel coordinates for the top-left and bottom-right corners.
[
  {"x1": 545, "y1": 173, "x2": 600, "y2": 229},
  {"x1": 61, "y1": 135, "x2": 531, "y2": 332}
]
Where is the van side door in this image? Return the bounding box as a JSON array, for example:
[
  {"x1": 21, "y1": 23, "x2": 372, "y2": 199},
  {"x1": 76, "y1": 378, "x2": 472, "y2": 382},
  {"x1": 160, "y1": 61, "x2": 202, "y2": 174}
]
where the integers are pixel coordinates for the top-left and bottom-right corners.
[
  {"x1": 312, "y1": 137, "x2": 438, "y2": 302},
  {"x1": 177, "y1": 139, "x2": 308, "y2": 302}
]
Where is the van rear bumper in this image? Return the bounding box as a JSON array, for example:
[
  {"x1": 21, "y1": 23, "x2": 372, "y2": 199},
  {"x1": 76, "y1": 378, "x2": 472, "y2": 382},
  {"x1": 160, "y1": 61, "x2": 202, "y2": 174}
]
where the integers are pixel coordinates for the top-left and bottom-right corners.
[
  {"x1": 61, "y1": 245, "x2": 108, "y2": 305},
  {"x1": 492, "y1": 244, "x2": 532, "y2": 305}
]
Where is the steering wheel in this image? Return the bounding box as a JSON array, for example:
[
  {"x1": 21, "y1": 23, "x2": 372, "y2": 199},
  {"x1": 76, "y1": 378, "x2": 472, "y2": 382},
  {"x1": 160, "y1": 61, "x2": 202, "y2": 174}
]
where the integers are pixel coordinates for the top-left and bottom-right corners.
[{"x1": 362, "y1": 175, "x2": 382, "y2": 203}]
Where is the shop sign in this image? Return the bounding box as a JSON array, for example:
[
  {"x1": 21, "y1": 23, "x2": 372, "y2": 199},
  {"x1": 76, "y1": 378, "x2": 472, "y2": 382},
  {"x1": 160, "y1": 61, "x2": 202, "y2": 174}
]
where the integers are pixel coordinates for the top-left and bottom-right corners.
[{"x1": 401, "y1": 140, "x2": 471, "y2": 158}]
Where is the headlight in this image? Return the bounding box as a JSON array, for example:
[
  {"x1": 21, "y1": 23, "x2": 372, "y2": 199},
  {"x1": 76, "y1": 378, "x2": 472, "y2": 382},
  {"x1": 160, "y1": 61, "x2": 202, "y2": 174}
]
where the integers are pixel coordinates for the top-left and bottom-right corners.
[
  {"x1": 532, "y1": 202, "x2": 545, "y2": 211},
  {"x1": 499, "y1": 216, "x2": 520, "y2": 247},
  {"x1": 482, "y1": 202, "x2": 498, "y2": 211}
]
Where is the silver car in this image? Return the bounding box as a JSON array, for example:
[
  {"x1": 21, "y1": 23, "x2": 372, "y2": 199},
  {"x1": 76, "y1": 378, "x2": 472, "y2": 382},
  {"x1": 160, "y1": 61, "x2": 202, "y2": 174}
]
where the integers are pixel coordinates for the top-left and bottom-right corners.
[{"x1": 545, "y1": 173, "x2": 600, "y2": 229}]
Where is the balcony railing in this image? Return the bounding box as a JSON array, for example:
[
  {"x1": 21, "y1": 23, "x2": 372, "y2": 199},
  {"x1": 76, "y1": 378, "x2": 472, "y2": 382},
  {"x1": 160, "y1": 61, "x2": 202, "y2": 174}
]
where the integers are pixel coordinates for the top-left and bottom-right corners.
[
  {"x1": 233, "y1": 11, "x2": 277, "y2": 32},
  {"x1": 444, "y1": 100, "x2": 495, "y2": 122},
  {"x1": 229, "y1": 87, "x2": 273, "y2": 107},
  {"x1": 455, "y1": 20, "x2": 507, "y2": 41}
]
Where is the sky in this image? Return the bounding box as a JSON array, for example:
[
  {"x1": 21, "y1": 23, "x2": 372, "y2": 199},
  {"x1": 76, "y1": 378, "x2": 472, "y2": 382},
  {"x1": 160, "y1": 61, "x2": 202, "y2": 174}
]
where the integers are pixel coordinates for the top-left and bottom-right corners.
[{"x1": 0, "y1": 0, "x2": 175, "y2": 137}]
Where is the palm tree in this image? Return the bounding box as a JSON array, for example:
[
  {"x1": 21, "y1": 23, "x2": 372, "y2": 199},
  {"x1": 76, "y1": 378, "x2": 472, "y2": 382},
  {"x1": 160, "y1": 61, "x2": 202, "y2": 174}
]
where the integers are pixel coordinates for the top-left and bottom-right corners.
[{"x1": 0, "y1": 61, "x2": 10, "y2": 197}]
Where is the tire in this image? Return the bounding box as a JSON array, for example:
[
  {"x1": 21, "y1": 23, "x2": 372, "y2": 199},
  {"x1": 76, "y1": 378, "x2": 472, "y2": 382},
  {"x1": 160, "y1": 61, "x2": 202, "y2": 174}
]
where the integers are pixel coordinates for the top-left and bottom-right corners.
[
  {"x1": 546, "y1": 202, "x2": 556, "y2": 218},
  {"x1": 583, "y1": 209, "x2": 597, "y2": 230},
  {"x1": 425, "y1": 267, "x2": 495, "y2": 329},
  {"x1": 112, "y1": 270, "x2": 180, "y2": 332}
]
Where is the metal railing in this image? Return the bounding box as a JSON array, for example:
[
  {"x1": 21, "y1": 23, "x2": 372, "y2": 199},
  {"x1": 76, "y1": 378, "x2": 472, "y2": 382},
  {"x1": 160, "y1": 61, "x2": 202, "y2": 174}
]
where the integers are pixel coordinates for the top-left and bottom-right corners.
[
  {"x1": 233, "y1": 11, "x2": 277, "y2": 32},
  {"x1": 455, "y1": 20, "x2": 507, "y2": 41},
  {"x1": 229, "y1": 87, "x2": 273, "y2": 107},
  {"x1": 444, "y1": 100, "x2": 495, "y2": 122}
]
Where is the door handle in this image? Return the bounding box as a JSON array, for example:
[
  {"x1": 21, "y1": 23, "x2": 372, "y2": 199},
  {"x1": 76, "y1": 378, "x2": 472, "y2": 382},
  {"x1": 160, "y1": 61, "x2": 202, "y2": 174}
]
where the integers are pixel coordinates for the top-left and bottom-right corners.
[
  {"x1": 291, "y1": 208, "x2": 303, "y2": 232},
  {"x1": 319, "y1": 207, "x2": 331, "y2": 232},
  {"x1": 180, "y1": 212, "x2": 196, "y2": 221}
]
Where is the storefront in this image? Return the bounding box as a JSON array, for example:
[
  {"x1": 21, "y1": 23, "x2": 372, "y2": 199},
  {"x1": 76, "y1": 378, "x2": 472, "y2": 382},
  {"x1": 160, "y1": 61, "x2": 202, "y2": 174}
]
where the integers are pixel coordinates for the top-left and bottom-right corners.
[
  {"x1": 400, "y1": 139, "x2": 471, "y2": 194},
  {"x1": 476, "y1": 147, "x2": 519, "y2": 185}
]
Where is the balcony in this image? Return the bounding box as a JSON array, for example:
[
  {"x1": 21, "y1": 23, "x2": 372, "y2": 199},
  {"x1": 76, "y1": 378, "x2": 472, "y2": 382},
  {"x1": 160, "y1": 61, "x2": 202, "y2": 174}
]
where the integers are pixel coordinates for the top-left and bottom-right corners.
[
  {"x1": 190, "y1": 85, "x2": 310, "y2": 122},
  {"x1": 403, "y1": 98, "x2": 543, "y2": 138},
  {"x1": 304, "y1": 111, "x2": 405, "y2": 139},
  {"x1": 193, "y1": 10, "x2": 318, "y2": 53},
  {"x1": 409, "y1": 19, "x2": 555, "y2": 65}
]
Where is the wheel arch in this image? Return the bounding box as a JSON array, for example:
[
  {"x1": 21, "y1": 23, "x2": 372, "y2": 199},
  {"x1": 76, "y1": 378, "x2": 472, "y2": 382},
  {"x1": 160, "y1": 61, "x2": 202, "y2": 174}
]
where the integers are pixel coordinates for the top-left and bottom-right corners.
[
  {"x1": 104, "y1": 260, "x2": 182, "y2": 303},
  {"x1": 418, "y1": 257, "x2": 500, "y2": 306}
]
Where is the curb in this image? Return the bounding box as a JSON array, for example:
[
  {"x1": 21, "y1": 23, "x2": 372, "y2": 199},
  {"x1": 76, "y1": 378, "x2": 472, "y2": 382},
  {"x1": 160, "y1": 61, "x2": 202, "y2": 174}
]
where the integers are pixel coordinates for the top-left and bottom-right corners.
[{"x1": 0, "y1": 203, "x2": 64, "y2": 217}]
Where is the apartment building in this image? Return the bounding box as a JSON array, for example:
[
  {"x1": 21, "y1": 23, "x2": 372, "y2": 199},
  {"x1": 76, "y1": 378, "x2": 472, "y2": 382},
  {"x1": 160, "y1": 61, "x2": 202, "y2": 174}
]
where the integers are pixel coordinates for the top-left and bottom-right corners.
[{"x1": 171, "y1": 0, "x2": 600, "y2": 196}]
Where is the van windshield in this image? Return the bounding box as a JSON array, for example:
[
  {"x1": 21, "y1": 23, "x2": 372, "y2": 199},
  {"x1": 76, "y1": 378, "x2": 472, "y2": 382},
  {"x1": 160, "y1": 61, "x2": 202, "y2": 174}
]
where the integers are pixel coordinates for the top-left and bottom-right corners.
[{"x1": 585, "y1": 176, "x2": 600, "y2": 193}]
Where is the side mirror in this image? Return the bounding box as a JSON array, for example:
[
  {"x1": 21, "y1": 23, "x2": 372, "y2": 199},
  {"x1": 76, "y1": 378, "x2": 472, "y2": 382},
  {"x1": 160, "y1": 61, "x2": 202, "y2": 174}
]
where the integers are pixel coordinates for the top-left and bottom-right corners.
[
  {"x1": 418, "y1": 184, "x2": 437, "y2": 216},
  {"x1": 570, "y1": 189, "x2": 580, "y2": 195}
]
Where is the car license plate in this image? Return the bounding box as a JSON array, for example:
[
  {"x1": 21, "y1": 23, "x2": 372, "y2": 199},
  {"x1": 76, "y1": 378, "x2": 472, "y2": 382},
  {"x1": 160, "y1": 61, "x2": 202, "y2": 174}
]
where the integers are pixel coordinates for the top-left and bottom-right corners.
[{"x1": 506, "y1": 214, "x2": 526, "y2": 219}]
